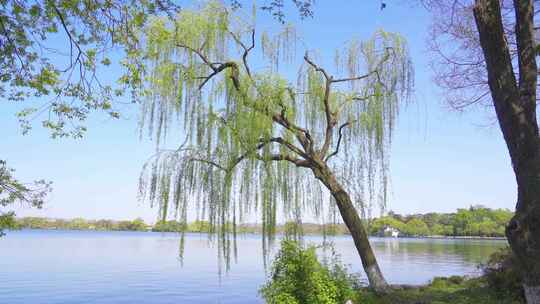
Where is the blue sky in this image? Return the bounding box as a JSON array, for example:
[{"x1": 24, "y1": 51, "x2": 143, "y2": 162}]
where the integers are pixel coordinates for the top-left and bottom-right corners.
[{"x1": 1, "y1": 1, "x2": 516, "y2": 223}]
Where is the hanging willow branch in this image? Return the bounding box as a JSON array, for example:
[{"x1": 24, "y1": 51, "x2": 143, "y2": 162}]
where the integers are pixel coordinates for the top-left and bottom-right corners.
[{"x1": 128, "y1": 1, "x2": 413, "y2": 267}]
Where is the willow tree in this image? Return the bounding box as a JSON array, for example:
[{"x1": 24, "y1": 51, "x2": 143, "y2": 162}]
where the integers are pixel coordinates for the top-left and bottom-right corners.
[{"x1": 129, "y1": 2, "x2": 412, "y2": 291}]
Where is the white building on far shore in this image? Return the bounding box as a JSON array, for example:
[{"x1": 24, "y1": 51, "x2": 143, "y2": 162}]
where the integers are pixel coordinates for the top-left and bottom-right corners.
[{"x1": 382, "y1": 226, "x2": 400, "y2": 238}]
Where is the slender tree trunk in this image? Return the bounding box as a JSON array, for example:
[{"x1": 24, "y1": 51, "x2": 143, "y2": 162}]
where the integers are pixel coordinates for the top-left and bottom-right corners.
[
  {"x1": 311, "y1": 162, "x2": 389, "y2": 293},
  {"x1": 473, "y1": 1, "x2": 540, "y2": 302}
]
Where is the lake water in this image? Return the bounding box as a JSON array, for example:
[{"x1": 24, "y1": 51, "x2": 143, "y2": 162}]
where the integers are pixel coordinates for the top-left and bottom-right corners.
[{"x1": 0, "y1": 230, "x2": 507, "y2": 303}]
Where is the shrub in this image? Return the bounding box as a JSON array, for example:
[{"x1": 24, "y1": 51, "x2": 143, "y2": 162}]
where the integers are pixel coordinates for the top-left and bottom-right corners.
[
  {"x1": 447, "y1": 275, "x2": 465, "y2": 285},
  {"x1": 260, "y1": 240, "x2": 358, "y2": 304},
  {"x1": 481, "y1": 247, "x2": 524, "y2": 300}
]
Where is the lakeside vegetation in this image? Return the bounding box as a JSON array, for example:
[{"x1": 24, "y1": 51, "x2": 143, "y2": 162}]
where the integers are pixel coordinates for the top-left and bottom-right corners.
[
  {"x1": 12, "y1": 205, "x2": 512, "y2": 238},
  {"x1": 261, "y1": 240, "x2": 524, "y2": 304}
]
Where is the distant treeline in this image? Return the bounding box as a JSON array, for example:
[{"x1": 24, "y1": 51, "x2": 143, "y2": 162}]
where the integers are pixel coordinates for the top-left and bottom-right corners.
[
  {"x1": 13, "y1": 205, "x2": 512, "y2": 237},
  {"x1": 14, "y1": 217, "x2": 213, "y2": 233},
  {"x1": 369, "y1": 205, "x2": 512, "y2": 237},
  {"x1": 15, "y1": 217, "x2": 150, "y2": 232}
]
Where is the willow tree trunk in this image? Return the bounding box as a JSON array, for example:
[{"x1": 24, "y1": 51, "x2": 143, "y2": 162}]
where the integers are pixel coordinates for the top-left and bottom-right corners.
[
  {"x1": 473, "y1": 1, "x2": 540, "y2": 302},
  {"x1": 311, "y1": 161, "x2": 389, "y2": 292}
]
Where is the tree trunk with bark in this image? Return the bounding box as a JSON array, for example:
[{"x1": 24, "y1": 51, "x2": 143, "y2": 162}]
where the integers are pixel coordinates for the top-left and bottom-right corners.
[
  {"x1": 473, "y1": 1, "x2": 540, "y2": 302},
  {"x1": 311, "y1": 160, "x2": 389, "y2": 293}
]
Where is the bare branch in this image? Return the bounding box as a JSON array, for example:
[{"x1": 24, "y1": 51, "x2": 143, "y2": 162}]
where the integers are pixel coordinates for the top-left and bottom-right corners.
[
  {"x1": 331, "y1": 73, "x2": 374, "y2": 84},
  {"x1": 198, "y1": 62, "x2": 238, "y2": 90},
  {"x1": 187, "y1": 135, "x2": 309, "y2": 173},
  {"x1": 176, "y1": 43, "x2": 217, "y2": 69},
  {"x1": 228, "y1": 29, "x2": 255, "y2": 79},
  {"x1": 189, "y1": 157, "x2": 227, "y2": 171},
  {"x1": 51, "y1": 4, "x2": 84, "y2": 73},
  {"x1": 513, "y1": 0, "x2": 538, "y2": 103},
  {"x1": 271, "y1": 137, "x2": 310, "y2": 160},
  {"x1": 304, "y1": 52, "x2": 335, "y2": 156},
  {"x1": 325, "y1": 120, "x2": 357, "y2": 161},
  {"x1": 303, "y1": 52, "x2": 331, "y2": 81}
]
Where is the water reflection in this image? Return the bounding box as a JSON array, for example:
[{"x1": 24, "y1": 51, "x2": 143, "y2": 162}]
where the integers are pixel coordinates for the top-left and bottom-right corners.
[{"x1": 0, "y1": 230, "x2": 507, "y2": 304}]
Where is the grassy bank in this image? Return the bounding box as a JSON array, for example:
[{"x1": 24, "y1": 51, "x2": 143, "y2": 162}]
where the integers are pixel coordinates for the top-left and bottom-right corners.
[{"x1": 358, "y1": 276, "x2": 522, "y2": 304}]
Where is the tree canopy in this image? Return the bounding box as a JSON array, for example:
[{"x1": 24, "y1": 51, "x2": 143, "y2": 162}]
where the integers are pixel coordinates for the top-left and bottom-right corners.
[
  {"x1": 0, "y1": 0, "x2": 181, "y2": 138},
  {"x1": 128, "y1": 1, "x2": 412, "y2": 272}
]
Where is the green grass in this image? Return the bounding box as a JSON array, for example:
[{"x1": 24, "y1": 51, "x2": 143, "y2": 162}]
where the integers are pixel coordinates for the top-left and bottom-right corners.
[{"x1": 355, "y1": 276, "x2": 523, "y2": 304}]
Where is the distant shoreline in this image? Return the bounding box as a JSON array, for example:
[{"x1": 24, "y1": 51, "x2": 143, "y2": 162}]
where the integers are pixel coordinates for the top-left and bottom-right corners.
[
  {"x1": 421, "y1": 235, "x2": 507, "y2": 241},
  {"x1": 10, "y1": 228, "x2": 508, "y2": 241},
  {"x1": 12, "y1": 207, "x2": 513, "y2": 239}
]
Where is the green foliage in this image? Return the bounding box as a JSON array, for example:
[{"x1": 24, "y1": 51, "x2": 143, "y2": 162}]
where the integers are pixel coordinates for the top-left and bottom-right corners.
[
  {"x1": 430, "y1": 224, "x2": 453, "y2": 236},
  {"x1": 116, "y1": 218, "x2": 147, "y2": 231},
  {"x1": 69, "y1": 218, "x2": 89, "y2": 230},
  {"x1": 94, "y1": 219, "x2": 115, "y2": 230},
  {"x1": 369, "y1": 216, "x2": 405, "y2": 235},
  {"x1": 0, "y1": 160, "x2": 51, "y2": 236},
  {"x1": 132, "y1": 1, "x2": 413, "y2": 264},
  {"x1": 452, "y1": 206, "x2": 511, "y2": 237},
  {"x1": 0, "y1": 160, "x2": 51, "y2": 208},
  {"x1": 481, "y1": 247, "x2": 524, "y2": 301},
  {"x1": 357, "y1": 276, "x2": 523, "y2": 304},
  {"x1": 0, "y1": 0, "x2": 179, "y2": 138},
  {"x1": 188, "y1": 220, "x2": 212, "y2": 233},
  {"x1": 0, "y1": 211, "x2": 17, "y2": 237},
  {"x1": 261, "y1": 243, "x2": 523, "y2": 304},
  {"x1": 153, "y1": 220, "x2": 186, "y2": 232},
  {"x1": 372, "y1": 206, "x2": 513, "y2": 237},
  {"x1": 402, "y1": 218, "x2": 430, "y2": 236},
  {"x1": 230, "y1": 0, "x2": 316, "y2": 24},
  {"x1": 260, "y1": 240, "x2": 358, "y2": 304},
  {"x1": 16, "y1": 216, "x2": 149, "y2": 232}
]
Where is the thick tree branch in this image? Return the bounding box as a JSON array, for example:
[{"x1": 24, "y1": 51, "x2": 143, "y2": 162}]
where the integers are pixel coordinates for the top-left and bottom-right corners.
[
  {"x1": 271, "y1": 137, "x2": 310, "y2": 160},
  {"x1": 304, "y1": 47, "x2": 395, "y2": 157},
  {"x1": 177, "y1": 41, "x2": 313, "y2": 158},
  {"x1": 187, "y1": 137, "x2": 273, "y2": 172},
  {"x1": 304, "y1": 52, "x2": 335, "y2": 156},
  {"x1": 188, "y1": 134, "x2": 310, "y2": 173},
  {"x1": 473, "y1": 0, "x2": 533, "y2": 168},
  {"x1": 255, "y1": 153, "x2": 310, "y2": 167},
  {"x1": 513, "y1": 0, "x2": 538, "y2": 106}
]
